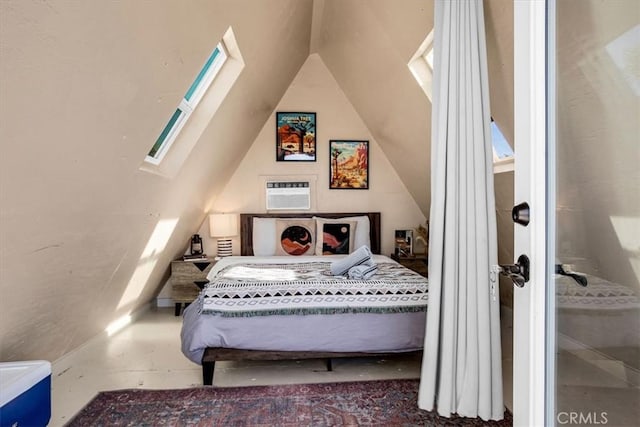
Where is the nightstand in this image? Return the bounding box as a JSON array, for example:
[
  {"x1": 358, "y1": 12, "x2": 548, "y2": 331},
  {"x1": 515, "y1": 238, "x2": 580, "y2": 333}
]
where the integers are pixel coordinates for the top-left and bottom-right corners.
[
  {"x1": 390, "y1": 253, "x2": 428, "y2": 278},
  {"x1": 171, "y1": 258, "x2": 217, "y2": 316}
]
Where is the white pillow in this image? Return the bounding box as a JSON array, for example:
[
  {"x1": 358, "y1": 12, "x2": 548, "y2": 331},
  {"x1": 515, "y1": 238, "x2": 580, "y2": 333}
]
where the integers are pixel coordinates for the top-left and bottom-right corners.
[
  {"x1": 252, "y1": 217, "x2": 277, "y2": 256},
  {"x1": 313, "y1": 215, "x2": 371, "y2": 252}
]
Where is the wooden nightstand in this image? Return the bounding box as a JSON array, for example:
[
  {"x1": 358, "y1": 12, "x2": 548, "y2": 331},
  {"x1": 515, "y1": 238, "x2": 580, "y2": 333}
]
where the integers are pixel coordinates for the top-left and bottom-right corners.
[
  {"x1": 390, "y1": 253, "x2": 428, "y2": 278},
  {"x1": 171, "y1": 257, "x2": 217, "y2": 316}
]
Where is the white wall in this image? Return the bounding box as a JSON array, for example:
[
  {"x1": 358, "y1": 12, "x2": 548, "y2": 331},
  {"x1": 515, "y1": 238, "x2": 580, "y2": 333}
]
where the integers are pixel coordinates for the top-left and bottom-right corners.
[
  {"x1": 315, "y1": 0, "x2": 433, "y2": 214},
  {"x1": 206, "y1": 54, "x2": 427, "y2": 255},
  {"x1": 156, "y1": 53, "x2": 427, "y2": 302}
]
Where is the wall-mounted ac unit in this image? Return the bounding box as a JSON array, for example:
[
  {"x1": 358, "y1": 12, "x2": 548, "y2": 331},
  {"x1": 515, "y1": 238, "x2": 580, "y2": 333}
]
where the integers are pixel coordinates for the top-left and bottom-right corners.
[{"x1": 266, "y1": 181, "x2": 311, "y2": 210}]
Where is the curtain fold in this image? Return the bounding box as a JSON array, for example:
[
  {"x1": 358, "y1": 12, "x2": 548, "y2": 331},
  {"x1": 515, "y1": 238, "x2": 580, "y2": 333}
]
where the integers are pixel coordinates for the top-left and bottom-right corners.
[{"x1": 418, "y1": 0, "x2": 503, "y2": 421}]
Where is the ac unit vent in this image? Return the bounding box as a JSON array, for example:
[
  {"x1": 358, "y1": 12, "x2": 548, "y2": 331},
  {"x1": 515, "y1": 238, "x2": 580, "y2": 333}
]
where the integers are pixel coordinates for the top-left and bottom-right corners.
[{"x1": 266, "y1": 181, "x2": 311, "y2": 210}]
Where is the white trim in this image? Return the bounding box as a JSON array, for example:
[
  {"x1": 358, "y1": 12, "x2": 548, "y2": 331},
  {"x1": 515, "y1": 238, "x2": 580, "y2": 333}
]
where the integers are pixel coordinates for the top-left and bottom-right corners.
[
  {"x1": 408, "y1": 29, "x2": 434, "y2": 101},
  {"x1": 493, "y1": 157, "x2": 514, "y2": 174},
  {"x1": 545, "y1": 1, "x2": 558, "y2": 425},
  {"x1": 513, "y1": 0, "x2": 548, "y2": 426}
]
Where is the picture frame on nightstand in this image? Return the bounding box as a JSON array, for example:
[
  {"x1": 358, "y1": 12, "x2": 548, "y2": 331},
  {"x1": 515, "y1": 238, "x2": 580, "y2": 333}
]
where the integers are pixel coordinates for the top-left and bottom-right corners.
[{"x1": 394, "y1": 229, "x2": 413, "y2": 257}]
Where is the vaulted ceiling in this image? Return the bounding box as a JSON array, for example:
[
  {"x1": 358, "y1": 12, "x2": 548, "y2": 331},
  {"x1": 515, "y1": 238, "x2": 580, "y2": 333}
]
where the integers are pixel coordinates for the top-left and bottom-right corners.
[
  {"x1": 0, "y1": 0, "x2": 514, "y2": 362},
  {"x1": 313, "y1": 0, "x2": 513, "y2": 214}
]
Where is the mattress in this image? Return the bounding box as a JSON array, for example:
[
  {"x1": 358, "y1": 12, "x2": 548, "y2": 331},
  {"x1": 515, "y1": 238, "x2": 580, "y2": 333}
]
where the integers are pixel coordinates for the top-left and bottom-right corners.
[{"x1": 181, "y1": 255, "x2": 428, "y2": 364}]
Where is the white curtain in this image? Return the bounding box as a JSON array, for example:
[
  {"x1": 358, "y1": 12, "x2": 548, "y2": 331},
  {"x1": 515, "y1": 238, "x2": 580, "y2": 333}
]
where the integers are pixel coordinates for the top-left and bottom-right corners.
[{"x1": 418, "y1": 0, "x2": 503, "y2": 421}]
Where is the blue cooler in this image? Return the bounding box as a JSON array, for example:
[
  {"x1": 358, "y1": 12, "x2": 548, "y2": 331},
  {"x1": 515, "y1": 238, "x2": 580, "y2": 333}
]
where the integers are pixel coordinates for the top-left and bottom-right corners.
[{"x1": 0, "y1": 360, "x2": 51, "y2": 427}]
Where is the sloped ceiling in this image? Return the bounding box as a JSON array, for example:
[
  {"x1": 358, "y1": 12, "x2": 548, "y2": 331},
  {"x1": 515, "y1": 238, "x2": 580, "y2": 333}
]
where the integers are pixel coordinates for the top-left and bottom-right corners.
[
  {"x1": 0, "y1": 0, "x2": 515, "y2": 362},
  {"x1": 313, "y1": 0, "x2": 514, "y2": 214},
  {"x1": 0, "y1": 0, "x2": 314, "y2": 361},
  {"x1": 314, "y1": 0, "x2": 434, "y2": 213}
]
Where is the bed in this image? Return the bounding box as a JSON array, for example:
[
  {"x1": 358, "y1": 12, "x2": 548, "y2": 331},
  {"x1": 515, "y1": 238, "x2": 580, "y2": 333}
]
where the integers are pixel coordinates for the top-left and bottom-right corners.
[
  {"x1": 180, "y1": 212, "x2": 428, "y2": 385},
  {"x1": 556, "y1": 273, "x2": 640, "y2": 372}
]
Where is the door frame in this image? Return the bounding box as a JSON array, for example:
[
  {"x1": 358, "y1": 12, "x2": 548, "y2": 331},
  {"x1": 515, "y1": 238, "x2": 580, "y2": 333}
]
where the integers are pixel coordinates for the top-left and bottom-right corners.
[{"x1": 513, "y1": 0, "x2": 553, "y2": 425}]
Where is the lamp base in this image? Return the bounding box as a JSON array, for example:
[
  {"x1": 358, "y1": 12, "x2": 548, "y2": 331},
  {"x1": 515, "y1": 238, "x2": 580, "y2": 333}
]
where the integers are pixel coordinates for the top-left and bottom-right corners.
[{"x1": 216, "y1": 238, "x2": 232, "y2": 257}]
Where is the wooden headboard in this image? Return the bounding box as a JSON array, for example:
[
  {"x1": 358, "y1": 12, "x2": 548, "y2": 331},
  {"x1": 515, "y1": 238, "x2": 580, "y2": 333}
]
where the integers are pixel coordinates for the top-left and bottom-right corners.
[{"x1": 240, "y1": 212, "x2": 381, "y2": 256}]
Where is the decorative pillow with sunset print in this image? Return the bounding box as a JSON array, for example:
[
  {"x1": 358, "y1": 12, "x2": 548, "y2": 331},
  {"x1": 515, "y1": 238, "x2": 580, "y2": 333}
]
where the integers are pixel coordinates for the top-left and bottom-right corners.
[
  {"x1": 320, "y1": 222, "x2": 356, "y2": 255},
  {"x1": 274, "y1": 219, "x2": 316, "y2": 256}
]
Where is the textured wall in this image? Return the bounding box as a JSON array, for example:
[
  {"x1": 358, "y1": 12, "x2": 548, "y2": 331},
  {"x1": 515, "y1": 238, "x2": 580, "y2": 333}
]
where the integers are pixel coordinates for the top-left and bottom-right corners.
[
  {"x1": 0, "y1": 0, "x2": 313, "y2": 362},
  {"x1": 208, "y1": 54, "x2": 427, "y2": 256},
  {"x1": 1, "y1": 0, "x2": 525, "y2": 363},
  {"x1": 315, "y1": 0, "x2": 433, "y2": 214}
]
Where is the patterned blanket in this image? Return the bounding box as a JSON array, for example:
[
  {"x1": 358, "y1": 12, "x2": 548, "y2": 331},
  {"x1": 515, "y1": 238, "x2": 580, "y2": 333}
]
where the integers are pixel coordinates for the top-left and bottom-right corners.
[
  {"x1": 556, "y1": 274, "x2": 640, "y2": 310},
  {"x1": 200, "y1": 261, "x2": 428, "y2": 317}
]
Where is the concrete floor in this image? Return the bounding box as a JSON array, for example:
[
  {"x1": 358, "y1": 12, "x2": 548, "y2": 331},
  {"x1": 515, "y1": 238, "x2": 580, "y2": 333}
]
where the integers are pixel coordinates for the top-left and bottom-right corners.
[
  {"x1": 51, "y1": 307, "x2": 425, "y2": 426},
  {"x1": 51, "y1": 305, "x2": 637, "y2": 426}
]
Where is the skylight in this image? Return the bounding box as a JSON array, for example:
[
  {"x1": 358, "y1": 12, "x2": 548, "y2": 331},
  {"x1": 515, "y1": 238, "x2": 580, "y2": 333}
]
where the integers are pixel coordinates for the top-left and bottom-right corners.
[
  {"x1": 491, "y1": 120, "x2": 514, "y2": 173},
  {"x1": 491, "y1": 121, "x2": 513, "y2": 160},
  {"x1": 408, "y1": 29, "x2": 434, "y2": 101},
  {"x1": 145, "y1": 42, "x2": 229, "y2": 165}
]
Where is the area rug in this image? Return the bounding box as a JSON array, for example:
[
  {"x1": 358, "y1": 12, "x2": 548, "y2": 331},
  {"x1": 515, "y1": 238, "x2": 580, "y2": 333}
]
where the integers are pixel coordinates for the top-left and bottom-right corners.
[{"x1": 66, "y1": 379, "x2": 512, "y2": 426}]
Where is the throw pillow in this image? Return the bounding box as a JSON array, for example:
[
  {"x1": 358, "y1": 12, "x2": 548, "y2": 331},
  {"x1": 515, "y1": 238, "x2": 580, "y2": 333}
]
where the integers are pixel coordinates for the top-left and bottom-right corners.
[
  {"x1": 316, "y1": 221, "x2": 357, "y2": 255},
  {"x1": 274, "y1": 219, "x2": 316, "y2": 256}
]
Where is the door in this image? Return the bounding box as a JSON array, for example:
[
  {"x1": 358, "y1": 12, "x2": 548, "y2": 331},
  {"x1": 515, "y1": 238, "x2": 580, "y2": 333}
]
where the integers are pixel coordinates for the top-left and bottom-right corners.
[
  {"x1": 512, "y1": 1, "x2": 549, "y2": 425},
  {"x1": 514, "y1": 1, "x2": 640, "y2": 426},
  {"x1": 551, "y1": 1, "x2": 640, "y2": 426}
]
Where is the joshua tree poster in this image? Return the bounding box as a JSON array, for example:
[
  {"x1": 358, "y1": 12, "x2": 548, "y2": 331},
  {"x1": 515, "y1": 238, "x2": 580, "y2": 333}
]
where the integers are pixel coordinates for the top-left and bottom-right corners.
[
  {"x1": 329, "y1": 140, "x2": 369, "y2": 189},
  {"x1": 276, "y1": 112, "x2": 316, "y2": 161}
]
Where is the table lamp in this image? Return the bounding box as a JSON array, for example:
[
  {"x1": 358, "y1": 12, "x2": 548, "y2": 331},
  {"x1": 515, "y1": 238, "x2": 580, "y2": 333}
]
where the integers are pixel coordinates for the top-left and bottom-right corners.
[{"x1": 209, "y1": 213, "x2": 238, "y2": 258}]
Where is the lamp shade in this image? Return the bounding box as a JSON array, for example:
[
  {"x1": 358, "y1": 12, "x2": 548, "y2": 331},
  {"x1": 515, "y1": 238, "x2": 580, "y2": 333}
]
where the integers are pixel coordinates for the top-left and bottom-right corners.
[{"x1": 209, "y1": 213, "x2": 238, "y2": 238}]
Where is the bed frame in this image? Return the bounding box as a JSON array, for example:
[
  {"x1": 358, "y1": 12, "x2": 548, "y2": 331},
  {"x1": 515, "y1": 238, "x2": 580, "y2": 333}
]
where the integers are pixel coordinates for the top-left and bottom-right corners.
[{"x1": 200, "y1": 211, "x2": 420, "y2": 385}]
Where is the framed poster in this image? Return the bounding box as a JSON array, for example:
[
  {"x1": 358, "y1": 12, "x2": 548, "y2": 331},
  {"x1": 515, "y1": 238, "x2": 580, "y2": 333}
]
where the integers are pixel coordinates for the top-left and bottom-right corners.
[
  {"x1": 394, "y1": 229, "x2": 414, "y2": 257},
  {"x1": 329, "y1": 140, "x2": 369, "y2": 189},
  {"x1": 276, "y1": 112, "x2": 316, "y2": 161}
]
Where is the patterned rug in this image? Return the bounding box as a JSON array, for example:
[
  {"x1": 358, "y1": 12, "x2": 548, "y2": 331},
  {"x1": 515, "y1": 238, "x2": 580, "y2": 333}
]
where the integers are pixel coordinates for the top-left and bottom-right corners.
[{"x1": 67, "y1": 379, "x2": 512, "y2": 426}]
